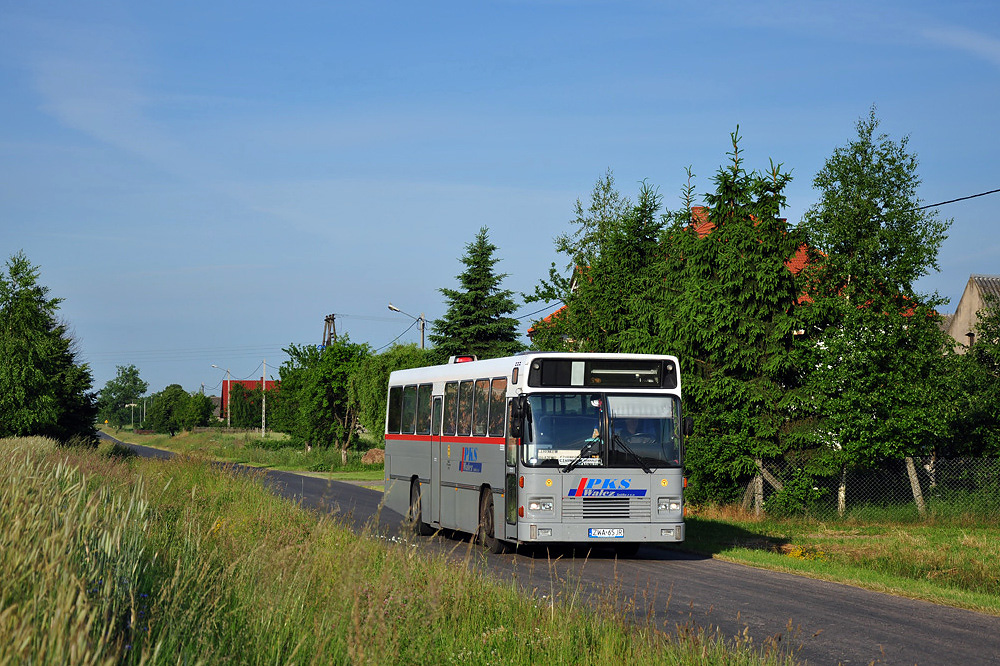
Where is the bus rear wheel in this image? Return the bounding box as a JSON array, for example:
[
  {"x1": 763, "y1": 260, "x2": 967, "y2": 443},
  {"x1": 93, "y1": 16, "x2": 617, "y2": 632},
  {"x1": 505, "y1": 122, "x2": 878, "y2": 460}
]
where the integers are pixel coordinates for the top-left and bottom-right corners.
[
  {"x1": 408, "y1": 480, "x2": 432, "y2": 536},
  {"x1": 478, "y1": 491, "x2": 506, "y2": 554}
]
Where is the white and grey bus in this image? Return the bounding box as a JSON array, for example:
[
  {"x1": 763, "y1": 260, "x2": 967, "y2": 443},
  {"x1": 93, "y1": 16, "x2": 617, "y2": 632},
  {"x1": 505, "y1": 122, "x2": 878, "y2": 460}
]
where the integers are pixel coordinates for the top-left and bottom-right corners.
[{"x1": 383, "y1": 353, "x2": 690, "y2": 554}]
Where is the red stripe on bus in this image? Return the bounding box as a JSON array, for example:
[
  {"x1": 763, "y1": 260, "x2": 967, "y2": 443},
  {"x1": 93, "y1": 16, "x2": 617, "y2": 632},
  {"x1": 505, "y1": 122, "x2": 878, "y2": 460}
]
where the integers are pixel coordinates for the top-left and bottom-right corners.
[{"x1": 384, "y1": 434, "x2": 503, "y2": 445}]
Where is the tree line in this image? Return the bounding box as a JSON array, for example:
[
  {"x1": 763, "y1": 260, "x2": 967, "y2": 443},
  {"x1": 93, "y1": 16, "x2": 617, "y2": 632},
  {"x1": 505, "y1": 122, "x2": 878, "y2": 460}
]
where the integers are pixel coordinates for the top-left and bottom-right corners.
[
  {"x1": 5, "y1": 109, "x2": 998, "y2": 513},
  {"x1": 527, "y1": 110, "x2": 998, "y2": 507}
]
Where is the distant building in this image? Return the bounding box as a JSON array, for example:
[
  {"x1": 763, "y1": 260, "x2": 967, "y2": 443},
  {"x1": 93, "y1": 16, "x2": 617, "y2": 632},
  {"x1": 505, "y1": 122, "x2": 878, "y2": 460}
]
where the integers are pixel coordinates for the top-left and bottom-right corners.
[
  {"x1": 219, "y1": 379, "x2": 279, "y2": 420},
  {"x1": 943, "y1": 274, "x2": 1000, "y2": 353},
  {"x1": 209, "y1": 394, "x2": 222, "y2": 419}
]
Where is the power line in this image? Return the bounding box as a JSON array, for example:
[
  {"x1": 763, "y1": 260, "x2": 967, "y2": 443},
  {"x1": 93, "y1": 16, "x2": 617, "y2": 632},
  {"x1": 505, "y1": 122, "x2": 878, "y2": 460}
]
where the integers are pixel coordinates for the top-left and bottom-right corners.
[
  {"x1": 372, "y1": 319, "x2": 420, "y2": 353},
  {"x1": 517, "y1": 301, "x2": 564, "y2": 321},
  {"x1": 917, "y1": 187, "x2": 1000, "y2": 210},
  {"x1": 85, "y1": 343, "x2": 291, "y2": 361}
]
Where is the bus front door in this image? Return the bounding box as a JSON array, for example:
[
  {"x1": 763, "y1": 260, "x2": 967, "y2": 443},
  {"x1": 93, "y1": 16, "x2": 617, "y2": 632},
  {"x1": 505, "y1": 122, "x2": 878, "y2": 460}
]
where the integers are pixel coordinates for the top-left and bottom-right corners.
[
  {"x1": 504, "y1": 399, "x2": 519, "y2": 540},
  {"x1": 431, "y1": 396, "x2": 443, "y2": 526}
]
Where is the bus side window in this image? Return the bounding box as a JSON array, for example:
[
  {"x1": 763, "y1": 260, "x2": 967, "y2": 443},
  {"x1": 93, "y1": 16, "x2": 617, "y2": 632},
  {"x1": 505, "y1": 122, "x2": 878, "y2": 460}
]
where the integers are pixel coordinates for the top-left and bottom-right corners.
[
  {"x1": 387, "y1": 386, "x2": 402, "y2": 434},
  {"x1": 431, "y1": 396, "x2": 442, "y2": 436},
  {"x1": 401, "y1": 385, "x2": 417, "y2": 434},
  {"x1": 416, "y1": 384, "x2": 432, "y2": 435},
  {"x1": 443, "y1": 382, "x2": 458, "y2": 436},
  {"x1": 473, "y1": 379, "x2": 489, "y2": 436},
  {"x1": 489, "y1": 377, "x2": 507, "y2": 437},
  {"x1": 458, "y1": 380, "x2": 474, "y2": 436}
]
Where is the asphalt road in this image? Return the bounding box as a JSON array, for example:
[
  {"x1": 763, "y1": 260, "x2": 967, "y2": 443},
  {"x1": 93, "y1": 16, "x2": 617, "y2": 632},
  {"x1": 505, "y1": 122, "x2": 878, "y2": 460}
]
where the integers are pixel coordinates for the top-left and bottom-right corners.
[{"x1": 111, "y1": 434, "x2": 1000, "y2": 665}]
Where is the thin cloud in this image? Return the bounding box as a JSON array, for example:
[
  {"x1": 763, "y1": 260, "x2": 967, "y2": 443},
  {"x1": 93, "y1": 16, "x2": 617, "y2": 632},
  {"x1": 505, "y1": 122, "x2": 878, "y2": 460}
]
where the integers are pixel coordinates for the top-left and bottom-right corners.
[{"x1": 922, "y1": 25, "x2": 1000, "y2": 69}]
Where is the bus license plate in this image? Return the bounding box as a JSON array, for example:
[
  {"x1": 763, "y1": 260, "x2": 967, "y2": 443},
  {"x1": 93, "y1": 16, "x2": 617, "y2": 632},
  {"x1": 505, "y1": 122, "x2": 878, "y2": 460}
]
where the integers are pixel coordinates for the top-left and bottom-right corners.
[{"x1": 588, "y1": 528, "x2": 624, "y2": 538}]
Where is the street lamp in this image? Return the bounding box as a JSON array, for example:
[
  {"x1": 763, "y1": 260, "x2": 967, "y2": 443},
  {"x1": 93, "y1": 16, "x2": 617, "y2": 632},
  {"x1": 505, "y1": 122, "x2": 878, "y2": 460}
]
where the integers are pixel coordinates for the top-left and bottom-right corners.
[
  {"x1": 387, "y1": 302, "x2": 426, "y2": 349},
  {"x1": 124, "y1": 403, "x2": 137, "y2": 430},
  {"x1": 211, "y1": 365, "x2": 231, "y2": 428}
]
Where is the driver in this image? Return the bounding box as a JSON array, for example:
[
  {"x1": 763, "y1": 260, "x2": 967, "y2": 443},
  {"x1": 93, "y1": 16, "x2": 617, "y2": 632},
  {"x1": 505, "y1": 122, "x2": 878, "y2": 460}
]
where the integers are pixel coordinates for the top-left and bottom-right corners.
[{"x1": 616, "y1": 418, "x2": 646, "y2": 443}]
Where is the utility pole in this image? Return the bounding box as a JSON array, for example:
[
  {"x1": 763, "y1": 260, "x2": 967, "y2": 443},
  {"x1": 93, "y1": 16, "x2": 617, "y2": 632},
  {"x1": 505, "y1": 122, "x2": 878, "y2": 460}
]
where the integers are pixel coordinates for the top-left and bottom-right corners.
[
  {"x1": 322, "y1": 314, "x2": 337, "y2": 346},
  {"x1": 261, "y1": 359, "x2": 266, "y2": 438}
]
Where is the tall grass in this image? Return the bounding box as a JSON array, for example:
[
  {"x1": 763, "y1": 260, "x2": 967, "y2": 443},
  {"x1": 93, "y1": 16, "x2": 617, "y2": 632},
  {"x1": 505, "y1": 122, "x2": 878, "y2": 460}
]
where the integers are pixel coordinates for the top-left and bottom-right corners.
[
  {"x1": 0, "y1": 437, "x2": 151, "y2": 665},
  {"x1": 1, "y1": 437, "x2": 796, "y2": 665}
]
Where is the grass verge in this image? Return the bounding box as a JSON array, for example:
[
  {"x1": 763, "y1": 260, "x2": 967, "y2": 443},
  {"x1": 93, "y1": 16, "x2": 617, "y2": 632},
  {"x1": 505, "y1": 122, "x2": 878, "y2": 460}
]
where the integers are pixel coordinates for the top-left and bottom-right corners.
[
  {"x1": 101, "y1": 427, "x2": 384, "y2": 478},
  {"x1": 677, "y1": 505, "x2": 1000, "y2": 615},
  {"x1": 1, "y1": 437, "x2": 798, "y2": 665}
]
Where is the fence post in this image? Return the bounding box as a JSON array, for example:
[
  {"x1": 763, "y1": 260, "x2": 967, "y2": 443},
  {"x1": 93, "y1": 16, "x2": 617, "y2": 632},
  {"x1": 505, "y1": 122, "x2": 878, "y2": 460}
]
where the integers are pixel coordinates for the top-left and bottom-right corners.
[
  {"x1": 905, "y1": 456, "x2": 926, "y2": 517},
  {"x1": 754, "y1": 458, "x2": 764, "y2": 517},
  {"x1": 837, "y1": 467, "x2": 847, "y2": 517}
]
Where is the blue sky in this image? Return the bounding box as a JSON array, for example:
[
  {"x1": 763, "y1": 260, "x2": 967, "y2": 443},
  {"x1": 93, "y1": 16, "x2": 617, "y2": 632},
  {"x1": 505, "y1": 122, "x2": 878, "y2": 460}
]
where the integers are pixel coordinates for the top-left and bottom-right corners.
[{"x1": 2, "y1": 0, "x2": 999, "y2": 395}]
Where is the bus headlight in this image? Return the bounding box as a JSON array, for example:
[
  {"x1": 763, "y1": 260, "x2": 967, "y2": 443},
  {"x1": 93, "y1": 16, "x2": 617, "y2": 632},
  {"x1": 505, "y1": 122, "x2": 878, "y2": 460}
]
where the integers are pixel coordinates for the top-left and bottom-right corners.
[
  {"x1": 528, "y1": 498, "x2": 554, "y2": 512},
  {"x1": 658, "y1": 497, "x2": 681, "y2": 513}
]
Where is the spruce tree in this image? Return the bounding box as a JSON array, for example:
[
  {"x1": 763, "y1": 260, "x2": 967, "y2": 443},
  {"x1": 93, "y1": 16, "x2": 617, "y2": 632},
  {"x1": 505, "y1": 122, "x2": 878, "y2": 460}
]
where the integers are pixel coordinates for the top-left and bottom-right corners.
[
  {"x1": 429, "y1": 227, "x2": 524, "y2": 362},
  {"x1": 0, "y1": 252, "x2": 97, "y2": 443},
  {"x1": 660, "y1": 130, "x2": 809, "y2": 503}
]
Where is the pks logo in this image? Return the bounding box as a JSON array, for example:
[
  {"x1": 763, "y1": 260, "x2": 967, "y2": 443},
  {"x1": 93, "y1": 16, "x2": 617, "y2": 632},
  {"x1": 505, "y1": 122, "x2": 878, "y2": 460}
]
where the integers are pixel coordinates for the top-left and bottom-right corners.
[
  {"x1": 459, "y1": 447, "x2": 482, "y2": 473},
  {"x1": 568, "y1": 478, "x2": 647, "y2": 497}
]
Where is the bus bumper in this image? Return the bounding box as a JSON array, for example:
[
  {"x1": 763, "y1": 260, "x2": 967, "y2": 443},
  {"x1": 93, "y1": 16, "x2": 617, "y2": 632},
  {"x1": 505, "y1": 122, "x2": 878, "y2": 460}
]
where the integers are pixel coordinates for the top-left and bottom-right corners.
[{"x1": 517, "y1": 522, "x2": 684, "y2": 543}]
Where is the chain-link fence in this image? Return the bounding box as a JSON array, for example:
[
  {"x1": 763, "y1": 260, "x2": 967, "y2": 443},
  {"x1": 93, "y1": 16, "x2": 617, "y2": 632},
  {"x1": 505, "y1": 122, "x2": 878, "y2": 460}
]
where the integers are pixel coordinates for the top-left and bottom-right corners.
[{"x1": 741, "y1": 457, "x2": 1000, "y2": 521}]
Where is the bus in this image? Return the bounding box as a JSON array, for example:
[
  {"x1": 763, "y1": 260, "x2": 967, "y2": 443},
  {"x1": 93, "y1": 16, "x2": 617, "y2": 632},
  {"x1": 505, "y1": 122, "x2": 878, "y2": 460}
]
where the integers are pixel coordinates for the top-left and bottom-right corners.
[{"x1": 383, "y1": 352, "x2": 690, "y2": 554}]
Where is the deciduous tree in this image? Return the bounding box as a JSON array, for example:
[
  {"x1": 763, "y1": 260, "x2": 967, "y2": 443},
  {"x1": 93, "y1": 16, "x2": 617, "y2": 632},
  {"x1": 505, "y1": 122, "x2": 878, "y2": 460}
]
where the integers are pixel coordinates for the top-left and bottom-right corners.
[
  {"x1": 96, "y1": 364, "x2": 148, "y2": 429},
  {"x1": 179, "y1": 392, "x2": 214, "y2": 431},
  {"x1": 348, "y1": 343, "x2": 432, "y2": 443},
  {"x1": 146, "y1": 384, "x2": 189, "y2": 436},
  {"x1": 803, "y1": 106, "x2": 950, "y2": 301},
  {"x1": 527, "y1": 172, "x2": 664, "y2": 354},
  {"x1": 801, "y1": 109, "x2": 952, "y2": 472},
  {"x1": 281, "y1": 338, "x2": 369, "y2": 460}
]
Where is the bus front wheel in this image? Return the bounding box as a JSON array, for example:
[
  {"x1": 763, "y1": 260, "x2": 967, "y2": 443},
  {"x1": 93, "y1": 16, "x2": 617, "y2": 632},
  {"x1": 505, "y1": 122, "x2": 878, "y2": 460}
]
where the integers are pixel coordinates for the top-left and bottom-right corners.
[
  {"x1": 478, "y1": 490, "x2": 506, "y2": 554},
  {"x1": 408, "y1": 480, "x2": 432, "y2": 536}
]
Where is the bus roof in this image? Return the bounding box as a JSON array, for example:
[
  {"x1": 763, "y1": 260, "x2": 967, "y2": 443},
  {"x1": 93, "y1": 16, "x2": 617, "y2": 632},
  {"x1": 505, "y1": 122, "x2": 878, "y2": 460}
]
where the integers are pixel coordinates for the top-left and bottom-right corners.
[{"x1": 387, "y1": 352, "x2": 681, "y2": 390}]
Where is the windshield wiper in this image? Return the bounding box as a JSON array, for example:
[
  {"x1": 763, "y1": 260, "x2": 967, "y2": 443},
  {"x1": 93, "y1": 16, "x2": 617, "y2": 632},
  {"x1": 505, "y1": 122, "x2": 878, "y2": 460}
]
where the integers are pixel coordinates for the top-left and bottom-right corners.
[
  {"x1": 561, "y1": 438, "x2": 600, "y2": 473},
  {"x1": 612, "y1": 433, "x2": 653, "y2": 474}
]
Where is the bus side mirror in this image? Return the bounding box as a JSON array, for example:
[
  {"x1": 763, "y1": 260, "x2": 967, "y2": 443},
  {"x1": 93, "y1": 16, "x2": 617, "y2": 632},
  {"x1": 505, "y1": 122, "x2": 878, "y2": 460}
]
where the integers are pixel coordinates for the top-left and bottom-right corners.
[
  {"x1": 683, "y1": 416, "x2": 694, "y2": 438},
  {"x1": 509, "y1": 397, "x2": 525, "y2": 439},
  {"x1": 509, "y1": 413, "x2": 522, "y2": 439}
]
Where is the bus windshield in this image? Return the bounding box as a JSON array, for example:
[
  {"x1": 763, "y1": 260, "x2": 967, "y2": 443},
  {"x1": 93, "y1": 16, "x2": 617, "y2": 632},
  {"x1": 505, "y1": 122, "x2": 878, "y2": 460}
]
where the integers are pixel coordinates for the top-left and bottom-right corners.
[{"x1": 523, "y1": 393, "x2": 682, "y2": 469}]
